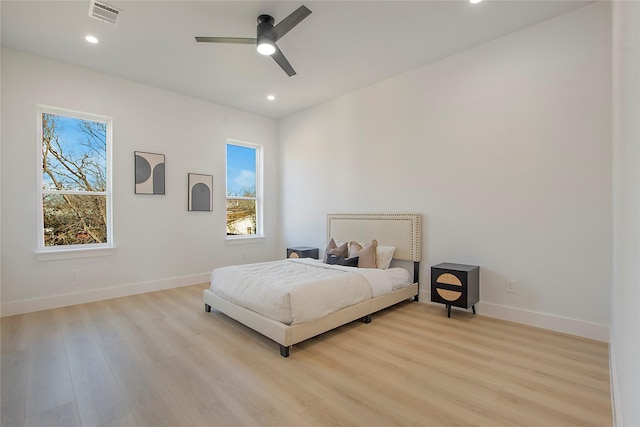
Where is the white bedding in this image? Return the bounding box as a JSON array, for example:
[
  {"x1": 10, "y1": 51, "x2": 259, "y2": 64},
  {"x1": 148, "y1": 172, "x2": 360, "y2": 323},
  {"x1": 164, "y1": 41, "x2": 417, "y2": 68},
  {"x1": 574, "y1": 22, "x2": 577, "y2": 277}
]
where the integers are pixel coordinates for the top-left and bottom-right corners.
[{"x1": 209, "y1": 258, "x2": 412, "y2": 325}]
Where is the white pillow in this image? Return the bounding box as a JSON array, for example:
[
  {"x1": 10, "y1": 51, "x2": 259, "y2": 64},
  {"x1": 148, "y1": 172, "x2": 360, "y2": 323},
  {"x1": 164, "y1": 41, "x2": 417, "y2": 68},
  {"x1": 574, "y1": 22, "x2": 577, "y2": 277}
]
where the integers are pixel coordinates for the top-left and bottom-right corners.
[{"x1": 376, "y1": 246, "x2": 396, "y2": 269}]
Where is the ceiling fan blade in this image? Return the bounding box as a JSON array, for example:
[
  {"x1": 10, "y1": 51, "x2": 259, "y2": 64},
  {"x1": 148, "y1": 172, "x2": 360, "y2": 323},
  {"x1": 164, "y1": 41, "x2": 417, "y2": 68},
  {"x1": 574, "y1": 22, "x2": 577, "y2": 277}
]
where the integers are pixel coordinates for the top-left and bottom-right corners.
[
  {"x1": 272, "y1": 5, "x2": 311, "y2": 41},
  {"x1": 271, "y1": 45, "x2": 296, "y2": 77},
  {"x1": 195, "y1": 36, "x2": 256, "y2": 44}
]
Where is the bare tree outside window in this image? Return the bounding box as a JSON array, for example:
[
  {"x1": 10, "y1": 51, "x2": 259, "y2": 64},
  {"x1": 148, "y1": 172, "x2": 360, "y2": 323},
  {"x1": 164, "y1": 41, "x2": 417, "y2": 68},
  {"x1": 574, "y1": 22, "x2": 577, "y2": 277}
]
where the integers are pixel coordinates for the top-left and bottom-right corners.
[
  {"x1": 226, "y1": 193, "x2": 257, "y2": 235},
  {"x1": 40, "y1": 110, "x2": 111, "y2": 247}
]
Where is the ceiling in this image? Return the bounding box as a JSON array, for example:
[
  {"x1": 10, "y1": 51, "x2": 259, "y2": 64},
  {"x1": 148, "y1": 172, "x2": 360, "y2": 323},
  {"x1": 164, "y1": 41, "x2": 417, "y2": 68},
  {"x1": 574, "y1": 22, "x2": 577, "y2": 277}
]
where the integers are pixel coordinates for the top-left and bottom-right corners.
[{"x1": 1, "y1": 0, "x2": 591, "y2": 119}]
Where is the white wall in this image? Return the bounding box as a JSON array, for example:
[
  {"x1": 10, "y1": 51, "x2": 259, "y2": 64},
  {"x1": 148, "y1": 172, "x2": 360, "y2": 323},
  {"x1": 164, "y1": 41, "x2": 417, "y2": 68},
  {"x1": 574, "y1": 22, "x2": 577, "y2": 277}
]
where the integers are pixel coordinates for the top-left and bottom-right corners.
[
  {"x1": 0, "y1": 47, "x2": 279, "y2": 315},
  {"x1": 279, "y1": 3, "x2": 612, "y2": 340},
  {"x1": 611, "y1": 1, "x2": 640, "y2": 425}
]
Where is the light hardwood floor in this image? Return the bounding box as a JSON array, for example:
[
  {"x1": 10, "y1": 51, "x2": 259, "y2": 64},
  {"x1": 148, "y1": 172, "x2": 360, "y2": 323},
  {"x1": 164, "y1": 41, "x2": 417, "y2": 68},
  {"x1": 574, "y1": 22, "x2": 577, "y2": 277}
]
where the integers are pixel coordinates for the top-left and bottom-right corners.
[{"x1": 1, "y1": 283, "x2": 612, "y2": 427}]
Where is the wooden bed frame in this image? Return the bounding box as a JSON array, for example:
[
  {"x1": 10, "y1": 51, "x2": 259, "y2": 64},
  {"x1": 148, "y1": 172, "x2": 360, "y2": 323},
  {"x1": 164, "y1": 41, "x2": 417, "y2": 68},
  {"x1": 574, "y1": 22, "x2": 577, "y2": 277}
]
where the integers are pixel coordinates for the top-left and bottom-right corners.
[{"x1": 204, "y1": 213, "x2": 422, "y2": 357}]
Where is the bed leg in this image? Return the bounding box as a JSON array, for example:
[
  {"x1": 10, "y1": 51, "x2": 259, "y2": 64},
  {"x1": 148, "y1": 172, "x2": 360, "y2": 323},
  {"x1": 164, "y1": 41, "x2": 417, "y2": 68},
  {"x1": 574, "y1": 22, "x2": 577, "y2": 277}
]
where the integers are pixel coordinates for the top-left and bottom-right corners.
[
  {"x1": 363, "y1": 314, "x2": 372, "y2": 324},
  {"x1": 205, "y1": 303, "x2": 211, "y2": 313},
  {"x1": 279, "y1": 345, "x2": 290, "y2": 358},
  {"x1": 413, "y1": 294, "x2": 419, "y2": 302}
]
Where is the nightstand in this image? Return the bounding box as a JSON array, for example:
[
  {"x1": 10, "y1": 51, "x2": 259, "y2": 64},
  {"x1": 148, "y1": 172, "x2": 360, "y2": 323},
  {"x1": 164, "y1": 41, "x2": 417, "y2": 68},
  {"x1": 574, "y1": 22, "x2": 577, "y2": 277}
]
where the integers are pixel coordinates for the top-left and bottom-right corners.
[
  {"x1": 287, "y1": 246, "x2": 319, "y2": 259},
  {"x1": 431, "y1": 262, "x2": 479, "y2": 317}
]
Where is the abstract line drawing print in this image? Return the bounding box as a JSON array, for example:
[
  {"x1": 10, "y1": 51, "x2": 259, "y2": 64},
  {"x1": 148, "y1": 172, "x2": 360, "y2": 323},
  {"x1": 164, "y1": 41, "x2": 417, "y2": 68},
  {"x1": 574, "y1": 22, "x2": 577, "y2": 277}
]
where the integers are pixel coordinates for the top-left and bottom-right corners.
[
  {"x1": 135, "y1": 151, "x2": 165, "y2": 195},
  {"x1": 188, "y1": 173, "x2": 213, "y2": 212}
]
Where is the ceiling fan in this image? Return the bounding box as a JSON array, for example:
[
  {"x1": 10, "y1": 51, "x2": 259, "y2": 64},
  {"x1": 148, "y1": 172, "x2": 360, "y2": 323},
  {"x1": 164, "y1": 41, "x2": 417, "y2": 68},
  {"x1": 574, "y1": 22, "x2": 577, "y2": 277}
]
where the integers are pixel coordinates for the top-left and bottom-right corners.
[{"x1": 195, "y1": 5, "x2": 312, "y2": 77}]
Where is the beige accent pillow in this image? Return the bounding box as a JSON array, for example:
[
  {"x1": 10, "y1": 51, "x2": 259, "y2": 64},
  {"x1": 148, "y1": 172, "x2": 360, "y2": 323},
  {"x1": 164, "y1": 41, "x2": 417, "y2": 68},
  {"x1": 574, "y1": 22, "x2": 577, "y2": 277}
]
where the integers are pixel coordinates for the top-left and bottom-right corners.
[
  {"x1": 348, "y1": 240, "x2": 378, "y2": 268},
  {"x1": 324, "y1": 238, "x2": 348, "y2": 262}
]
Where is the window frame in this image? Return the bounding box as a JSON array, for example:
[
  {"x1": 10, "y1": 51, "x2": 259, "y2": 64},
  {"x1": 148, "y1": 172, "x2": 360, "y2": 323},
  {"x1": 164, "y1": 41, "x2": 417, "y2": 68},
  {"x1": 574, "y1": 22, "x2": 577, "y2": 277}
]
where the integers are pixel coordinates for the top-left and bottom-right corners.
[
  {"x1": 225, "y1": 139, "x2": 263, "y2": 241},
  {"x1": 36, "y1": 105, "x2": 114, "y2": 257}
]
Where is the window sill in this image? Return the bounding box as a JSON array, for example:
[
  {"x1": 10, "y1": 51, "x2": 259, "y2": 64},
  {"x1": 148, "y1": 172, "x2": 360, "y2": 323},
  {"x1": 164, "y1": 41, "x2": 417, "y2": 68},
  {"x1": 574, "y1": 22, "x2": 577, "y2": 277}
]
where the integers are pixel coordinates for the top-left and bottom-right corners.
[
  {"x1": 225, "y1": 236, "x2": 265, "y2": 245},
  {"x1": 35, "y1": 246, "x2": 116, "y2": 261}
]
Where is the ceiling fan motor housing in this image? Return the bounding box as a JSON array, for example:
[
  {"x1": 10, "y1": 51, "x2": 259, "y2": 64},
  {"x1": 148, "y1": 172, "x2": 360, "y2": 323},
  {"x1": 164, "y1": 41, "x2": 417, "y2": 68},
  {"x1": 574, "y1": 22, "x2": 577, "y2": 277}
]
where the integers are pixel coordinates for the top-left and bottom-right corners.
[{"x1": 257, "y1": 14, "x2": 275, "y2": 38}]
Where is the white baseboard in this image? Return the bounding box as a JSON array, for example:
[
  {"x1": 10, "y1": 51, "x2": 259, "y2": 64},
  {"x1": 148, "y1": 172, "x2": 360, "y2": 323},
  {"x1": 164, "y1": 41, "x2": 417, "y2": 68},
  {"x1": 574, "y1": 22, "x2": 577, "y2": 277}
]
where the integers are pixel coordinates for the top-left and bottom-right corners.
[
  {"x1": 1, "y1": 273, "x2": 210, "y2": 317},
  {"x1": 418, "y1": 290, "x2": 609, "y2": 342},
  {"x1": 609, "y1": 339, "x2": 622, "y2": 427}
]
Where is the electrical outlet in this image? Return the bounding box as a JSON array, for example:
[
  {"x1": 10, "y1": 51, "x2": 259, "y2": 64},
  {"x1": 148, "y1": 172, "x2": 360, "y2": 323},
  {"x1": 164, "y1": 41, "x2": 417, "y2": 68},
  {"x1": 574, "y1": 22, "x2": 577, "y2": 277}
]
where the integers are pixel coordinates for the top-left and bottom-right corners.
[
  {"x1": 71, "y1": 269, "x2": 79, "y2": 281},
  {"x1": 506, "y1": 280, "x2": 516, "y2": 293}
]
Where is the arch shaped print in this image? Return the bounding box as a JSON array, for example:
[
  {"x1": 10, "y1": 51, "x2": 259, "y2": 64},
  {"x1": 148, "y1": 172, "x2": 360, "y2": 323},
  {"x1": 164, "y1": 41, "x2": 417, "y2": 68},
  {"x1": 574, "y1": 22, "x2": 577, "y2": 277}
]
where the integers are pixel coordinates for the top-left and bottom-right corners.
[{"x1": 188, "y1": 173, "x2": 213, "y2": 211}]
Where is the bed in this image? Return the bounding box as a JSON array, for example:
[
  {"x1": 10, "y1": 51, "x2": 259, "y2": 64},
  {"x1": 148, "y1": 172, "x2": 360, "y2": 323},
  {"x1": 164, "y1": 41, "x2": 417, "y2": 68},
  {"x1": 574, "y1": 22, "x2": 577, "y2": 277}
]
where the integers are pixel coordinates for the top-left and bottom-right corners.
[{"x1": 203, "y1": 213, "x2": 422, "y2": 357}]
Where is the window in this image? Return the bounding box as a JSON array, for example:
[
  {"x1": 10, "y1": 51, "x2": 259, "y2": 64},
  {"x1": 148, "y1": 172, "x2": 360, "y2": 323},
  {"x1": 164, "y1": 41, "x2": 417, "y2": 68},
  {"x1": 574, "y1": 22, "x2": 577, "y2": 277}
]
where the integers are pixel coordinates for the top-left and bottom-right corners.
[
  {"x1": 38, "y1": 106, "x2": 112, "y2": 251},
  {"x1": 226, "y1": 141, "x2": 262, "y2": 237}
]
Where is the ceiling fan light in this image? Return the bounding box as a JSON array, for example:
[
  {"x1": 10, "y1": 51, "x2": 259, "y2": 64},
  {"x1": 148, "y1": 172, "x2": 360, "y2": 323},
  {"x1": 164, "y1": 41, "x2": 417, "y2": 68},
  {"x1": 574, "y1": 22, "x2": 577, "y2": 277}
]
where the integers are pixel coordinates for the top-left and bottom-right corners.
[{"x1": 257, "y1": 41, "x2": 276, "y2": 56}]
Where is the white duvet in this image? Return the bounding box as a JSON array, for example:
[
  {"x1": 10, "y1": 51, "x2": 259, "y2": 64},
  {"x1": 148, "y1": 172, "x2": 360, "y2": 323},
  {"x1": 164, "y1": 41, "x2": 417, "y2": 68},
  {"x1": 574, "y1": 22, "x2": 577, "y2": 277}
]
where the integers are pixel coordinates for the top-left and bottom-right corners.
[{"x1": 209, "y1": 258, "x2": 412, "y2": 325}]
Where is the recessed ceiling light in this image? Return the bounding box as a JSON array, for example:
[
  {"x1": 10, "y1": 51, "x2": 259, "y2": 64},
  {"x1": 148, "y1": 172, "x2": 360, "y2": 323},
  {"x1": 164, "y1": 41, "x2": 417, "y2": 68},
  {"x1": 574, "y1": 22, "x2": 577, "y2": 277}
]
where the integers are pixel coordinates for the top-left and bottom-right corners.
[
  {"x1": 470, "y1": 0, "x2": 482, "y2": 3},
  {"x1": 85, "y1": 35, "x2": 99, "y2": 44},
  {"x1": 267, "y1": 95, "x2": 275, "y2": 101}
]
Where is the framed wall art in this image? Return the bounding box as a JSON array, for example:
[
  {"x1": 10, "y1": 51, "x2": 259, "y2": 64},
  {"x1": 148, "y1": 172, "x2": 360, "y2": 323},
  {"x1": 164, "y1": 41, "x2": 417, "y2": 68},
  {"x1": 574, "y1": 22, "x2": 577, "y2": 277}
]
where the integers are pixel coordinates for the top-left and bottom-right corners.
[
  {"x1": 135, "y1": 151, "x2": 165, "y2": 195},
  {"x1": 188, "y1": 173, "x2": 213, "y2": 212}
]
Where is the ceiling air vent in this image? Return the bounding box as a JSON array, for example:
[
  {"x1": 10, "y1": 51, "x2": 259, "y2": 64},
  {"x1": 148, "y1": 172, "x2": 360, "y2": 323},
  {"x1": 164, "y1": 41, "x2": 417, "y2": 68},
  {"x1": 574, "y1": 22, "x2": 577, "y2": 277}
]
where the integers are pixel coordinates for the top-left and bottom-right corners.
[{"x1": 88, "y1": 0, "x2": 121, "y2": 25}]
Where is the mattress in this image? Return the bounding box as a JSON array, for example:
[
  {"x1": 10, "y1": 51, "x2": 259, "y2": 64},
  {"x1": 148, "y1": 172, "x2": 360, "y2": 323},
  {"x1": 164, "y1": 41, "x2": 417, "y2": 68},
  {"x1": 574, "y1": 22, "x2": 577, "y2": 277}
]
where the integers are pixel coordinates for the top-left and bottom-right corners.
[{"x1": 209, "y1": 258, "x2": 412, "y2": 325}]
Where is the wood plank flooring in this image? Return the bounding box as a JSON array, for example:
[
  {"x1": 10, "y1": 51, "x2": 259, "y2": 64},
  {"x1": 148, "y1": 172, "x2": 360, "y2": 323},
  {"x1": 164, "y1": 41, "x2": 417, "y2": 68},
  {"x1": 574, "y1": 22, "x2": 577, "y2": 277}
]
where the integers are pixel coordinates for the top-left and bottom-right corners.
[{"x1": 1, "y1": 283, "x2": 612, "y2": 426}]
